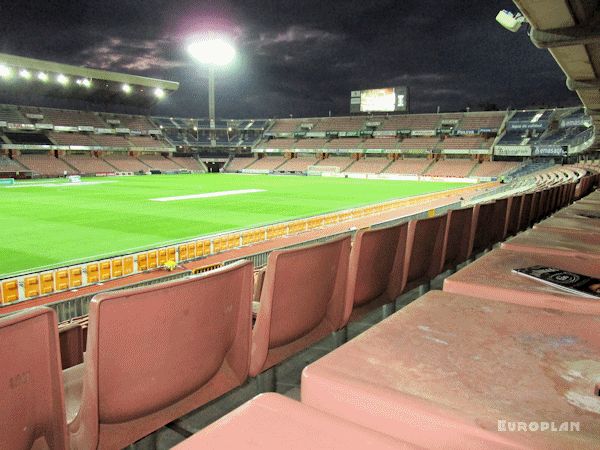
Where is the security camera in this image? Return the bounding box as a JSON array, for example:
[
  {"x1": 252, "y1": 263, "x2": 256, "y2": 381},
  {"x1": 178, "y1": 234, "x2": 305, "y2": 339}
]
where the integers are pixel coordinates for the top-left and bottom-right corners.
[{"x1": 496, "y1": 10, "x2": 526, "y2": 33}]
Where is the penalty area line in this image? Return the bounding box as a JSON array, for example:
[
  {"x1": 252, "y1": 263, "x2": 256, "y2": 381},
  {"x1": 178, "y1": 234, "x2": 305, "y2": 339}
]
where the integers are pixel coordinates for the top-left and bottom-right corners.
[{"x1": 150, "y1": 189, "x2": 266, "y2": 202}]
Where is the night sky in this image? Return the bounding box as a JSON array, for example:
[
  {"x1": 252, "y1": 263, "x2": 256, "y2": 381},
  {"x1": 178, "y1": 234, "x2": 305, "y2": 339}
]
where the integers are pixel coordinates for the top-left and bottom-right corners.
[{"x1": 0, "y1": 0, "x2": 579, "y2": 119}]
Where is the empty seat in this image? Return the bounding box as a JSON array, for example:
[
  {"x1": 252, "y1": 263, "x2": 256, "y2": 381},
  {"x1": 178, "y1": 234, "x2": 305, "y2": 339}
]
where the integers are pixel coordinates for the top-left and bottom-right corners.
[
  {"x1": 301, "y1": 291, "x2": 600, "y2": 449},
  {"x1": 173, "y1": 393, "x2": 408, "y2": 449},
  {"x1": 344, "y1": 223, "x2": 409, "y2": 322},
  {"x1": 0, "y1": 307, "x2": 68, "y2": 450},
  {"x1": 58, "y1": 322, "x2": 85, "y2": 369},
  {"x1": 250, "y1": 236, "x2": 351, "y2": 377},
  {"x1": 63, "y1": 260, "x2": 253, "y2": 449},
  {"x1": 490, "y1": 197, "x2": 510, "y2": 243},
  {"x1": 443, "y1": 248, "x2": 600, "y2": 314},
  {"x1": 404, "y1": 214, "x2": 448, "y2": 292},
  {"x1": 442, "y1": 206, "x2": 475, "y2": 271},
  {"x1": 471, "y1": 201, "x2": 496, "y2": 255},
  {"x1": 505, "y1": 195, "x2": 523, "y2": 237},
  {"x1": 518, "y1": 193, "x2": 533, "y2": 231}
]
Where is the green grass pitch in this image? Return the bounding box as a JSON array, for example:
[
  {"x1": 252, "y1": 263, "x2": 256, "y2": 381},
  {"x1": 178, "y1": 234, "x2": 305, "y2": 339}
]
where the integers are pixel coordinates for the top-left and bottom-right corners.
[{"x1": 0, "y1": 174, "x2": 471, "y2": 277}]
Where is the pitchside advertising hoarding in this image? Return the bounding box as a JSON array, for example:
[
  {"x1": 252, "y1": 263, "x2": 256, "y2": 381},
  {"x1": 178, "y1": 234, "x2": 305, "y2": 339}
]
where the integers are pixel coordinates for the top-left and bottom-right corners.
[{"x1": 350, "y1": 86, "x2": 409, "y2": 113}]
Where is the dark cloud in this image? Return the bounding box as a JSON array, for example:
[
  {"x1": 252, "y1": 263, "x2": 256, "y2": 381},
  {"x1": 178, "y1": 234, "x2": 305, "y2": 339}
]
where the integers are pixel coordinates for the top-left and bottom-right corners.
[{"x1": 0, "y1": 0, "x2": 579, "y2": 118}]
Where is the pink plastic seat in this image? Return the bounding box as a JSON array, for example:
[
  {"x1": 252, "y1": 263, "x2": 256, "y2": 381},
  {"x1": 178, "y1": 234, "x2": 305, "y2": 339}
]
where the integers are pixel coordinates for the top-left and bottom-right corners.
[
  {"x1": 301, "y1": 291, "x2": 600, "y2": 449},
  {"x1": 250, "y1": 236, "x2": 351, "y2": 377},
  {"x1": 505, "y1": 195, "x2": 523, "y2": 237},
  {"x1": 529, "y1": 191, "x2": 541, "y2": 225},
  {"x1": 404, "y1": 214, "x2": 448, "y2": 291},
  {"x1": 64, "y1": 260, "x2": 253, "y2": 449},
  {"x1": 442, "y1": 206, "x2": 475, "y2": 271},
  {"x1": 173, "y1": 393, "x2": 410, "y2": 449},
  {"x1": 471, "y1": 201, "x2": 496, "y2": 255},
  {"x1": 518, "y1": 193, "x2": 533, "y2": 231},
  {"x1": 0, "y1": 307, "x2": 68, "y2": 450},
  {"x1": 443, "y1": 248, "x2": 600, "y2": 314},
  {"x1": 490, "y1": 197, "x2": 510, "y2": 243},
  {"x1": 344, "y1": 223, "x2": 409, "y2": 322},
  {"x1": 502, "y1": 228, "x2": 600, "y2": 263}
]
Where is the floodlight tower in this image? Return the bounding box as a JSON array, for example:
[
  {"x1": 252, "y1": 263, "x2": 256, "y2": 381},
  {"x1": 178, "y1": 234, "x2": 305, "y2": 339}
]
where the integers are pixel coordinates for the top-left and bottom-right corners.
[{"x1": 187, "y1": 38, "x2": 235, "y2": 143}]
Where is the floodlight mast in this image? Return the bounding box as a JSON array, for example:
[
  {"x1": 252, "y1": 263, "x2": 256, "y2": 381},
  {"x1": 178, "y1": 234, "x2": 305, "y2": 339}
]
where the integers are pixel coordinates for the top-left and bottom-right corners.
[{"x1": 187, "y1": 38, "x2": 235, "y2": 145}]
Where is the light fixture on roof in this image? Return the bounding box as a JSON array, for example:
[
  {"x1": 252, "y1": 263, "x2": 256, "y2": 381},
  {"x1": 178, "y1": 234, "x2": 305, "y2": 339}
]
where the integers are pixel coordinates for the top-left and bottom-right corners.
[
  {"x1": 154, "y1": 87, "x2": 165, "y2": 99},
  {"x1": 76, "y1": 78, "x2": 92, "y2": 88},
  {"x1": 496, "y1": 10, "x2": 526, "y2": 32},
  {"x1": 56, "y1": 74, "x2": 69, "y2": 85},
  {"x1": 19, "y1": 69, "x2": 32, "y2": 79},
  {"x1": 0, "y1": 65, "x2": 11, "y2": 78},
  {"x1": 37, "y1": 72, "x2": 49, "y2": 82},
  {"x1": 122, "y1": 83, "x2": 132, "y2": 94}
]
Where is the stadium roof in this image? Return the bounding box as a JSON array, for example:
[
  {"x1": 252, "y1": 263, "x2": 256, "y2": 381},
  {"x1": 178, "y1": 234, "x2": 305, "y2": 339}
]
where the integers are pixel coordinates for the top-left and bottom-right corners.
[
  {"x1": 515, "y1": 0, "x2": 600, "y2": 149},
  {"x1": 0, "y1": 52, "x2": 179, "y2": 108}
]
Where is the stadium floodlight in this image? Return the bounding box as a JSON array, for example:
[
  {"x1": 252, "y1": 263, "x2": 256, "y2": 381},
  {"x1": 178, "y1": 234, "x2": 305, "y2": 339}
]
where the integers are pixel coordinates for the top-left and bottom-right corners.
[
  {"x1": 496, "y1": 10, "x2": 526, "y2": 32},
  {"x1": 154, "y1": 87, "x2": 165, "y2": 98},
  {"x1": 122, "y1": 83, "x2": 132, "y2": 94},
  {"x1": 37, "y1": 71, "x2": 49, "y2": 82},
  {"x1": 76, "y1": 78, "x2": 92, "y2": 88},
  {"x1": 19, "y1": 69, "x2": 32, "y2": 79},
  {"x1": 0, "y1": 65, "x2": 11, "y2": 78},
  {"x1": 56, "y1": 74, "x2": 69, "y2": 85},
  {"x1": 187, "y1": 37, "x2": 236, "y2": 134}
]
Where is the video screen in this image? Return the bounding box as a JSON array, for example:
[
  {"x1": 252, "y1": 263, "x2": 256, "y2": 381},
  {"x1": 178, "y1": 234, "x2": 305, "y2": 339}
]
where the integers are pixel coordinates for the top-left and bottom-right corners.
[{"x1": 350, "y1": 86, "x2": 408, "y2": 113}]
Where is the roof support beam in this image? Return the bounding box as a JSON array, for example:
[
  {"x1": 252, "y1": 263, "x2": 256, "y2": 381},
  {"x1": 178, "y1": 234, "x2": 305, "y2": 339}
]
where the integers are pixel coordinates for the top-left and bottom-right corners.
[
  {"x1": 566, "y1": 77, "x2": 600, "y2": 91},
  {"x1": 530, "y1": 25, "x2": 600, "y2": 48}
]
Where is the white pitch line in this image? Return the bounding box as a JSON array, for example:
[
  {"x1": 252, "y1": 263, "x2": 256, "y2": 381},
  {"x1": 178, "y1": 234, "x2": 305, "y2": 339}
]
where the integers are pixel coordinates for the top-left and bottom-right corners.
[
  {"x1": 3, "y1": 180, "x2": 117, "y2": 188},
  {"x1": 150, "y1": 189, "x2": 266, "y2": 202}
]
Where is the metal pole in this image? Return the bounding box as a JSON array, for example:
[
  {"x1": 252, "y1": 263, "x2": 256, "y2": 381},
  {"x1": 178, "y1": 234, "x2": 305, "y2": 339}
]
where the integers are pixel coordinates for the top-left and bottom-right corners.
[{"x1": 208, "y1": 66, "x2": 216, "y2": 146}]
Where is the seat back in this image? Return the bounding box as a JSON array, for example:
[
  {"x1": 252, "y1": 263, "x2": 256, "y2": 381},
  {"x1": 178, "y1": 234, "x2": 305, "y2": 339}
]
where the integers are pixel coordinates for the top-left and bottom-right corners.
[
  {"x1": 58, "y1": 323, "x2": 85, "y2": 369},
  {"x1": 505, "y1": 195, "x2": 522, "y2": 237},
  {"x1": 490, "y1": 197, "x2": 509, "y2": 243},
  {"x1": 404, "y1": 214, "x2": 448, "y2": 290},
  {"x1": 344, "y1": 222, "x2": 409, "y2": 322},
  {"x1": 529, "y1": 191, "x2": 541, "y2": 226},
  {"x1": 471, "y1": 201, "x2": 496, "y2": 255},
  {"x1": 443, "y1": 206, "x2": 475, "y2": 270},
  {"x1": 76, "y1": 260, "x2": 253, "y2": 448},
  {"x1": 518, "y1": 193, "x2": 533, "y2": 231},
  {"x1": 250, "y1": 236, "x2": 351, "y2": 376},
  {"x1": 0, "y1": 307, "x2": 68, "y2": 450}
]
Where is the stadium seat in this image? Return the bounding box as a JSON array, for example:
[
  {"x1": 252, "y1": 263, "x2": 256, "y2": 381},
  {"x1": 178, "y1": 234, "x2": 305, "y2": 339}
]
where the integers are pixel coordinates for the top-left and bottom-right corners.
[
  {"x1": 250, "y1": 236, "x2": 351, "y2": 378},
  {"x1": 301, "y1": 290, "x2": 600, "y2": 449},
  {"x1": 443, "y1": 248, "x2": 600, "y2": 314},
  {"x1": 534, "y1": 216, "x2": 600, "y2": 241},
  {"x1": 471, "y1": 201, "x2": 496, "y2": 255},
  {"x1": 63, "y1": 260, "x2": 253, "y2": 450},
  {"x1": 504, "y1": 194, "x2": 523, "y2": 237},
  {"x1": 173, "y1": 393, "x2": 406, "y2": 449},
  {"x1": 441, "y1": 206, "x2": 475, "y2": 271},
  {"x1": 58, "y1": 322, "x2": 85, "y2": 370},
  {"x1": 518, "y1": 193, "x2": 533, "y2": 231},
  {"x1": 404, "y1": 214, "x2": 449, "y2": 293},
  {"x1": 490, "y1": 197, "x2": 510, "y2": 243},
  {"x1": 0, "y1": 307, "x2": 68, "y2": 450},
  {"x1": 344, "y1": 222, "x2": 409, "y2": 322}
]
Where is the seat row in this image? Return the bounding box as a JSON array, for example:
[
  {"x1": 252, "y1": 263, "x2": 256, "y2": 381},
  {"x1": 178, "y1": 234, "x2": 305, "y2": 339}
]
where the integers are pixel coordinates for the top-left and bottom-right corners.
[
  {"x1": 0, "y1": 173, "x2": 596, "y2": 449},
  {"x1": 175, "y1": 182, "x2": 600, "y2": 449}
]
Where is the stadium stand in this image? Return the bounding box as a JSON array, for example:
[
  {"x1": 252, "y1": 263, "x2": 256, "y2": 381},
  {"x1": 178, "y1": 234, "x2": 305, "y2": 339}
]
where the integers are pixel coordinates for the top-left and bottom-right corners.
[
  {"x1": 102, "y1": 154, "x2": 150, "y2": 172},
  {"x1": 0, "y1": 104, "x2": 31, "y2": 123},
  {"x1": 266, "y1": 118, "x2": 309, "y2": 134},
  {"x1": 425, "y1": 158, "x2": 478, "y2": 177},
  {"x1": 440, "y1": 136, "x2": 486, "y2": 150},
  {"x1": 376, "y1": 113, "x2": 439, "y2": 131},
  {"x1": 15, "y1": 154, "x2": 77, "y2": 176},
  {"x1": 293, "y1": 138, "x2": 328, "y2": 150},
  {"x1": 128, "y1": 135, "x2": 171, "y2": 148},
  {"x1": 324, "y1": 137, "x2": 364, "y2": 149},
  {"x1": 345, "y1": 156, "x2": 390, "y2": 173},
  {"x1": 0, "y1": 155, "x2": 27, "y2": 172},
  {"x1": 383, "y1": 157, "x2": 432, "y2": 175},
  {"x1": 245, "y1": 155, "x2": 286, "y2": 171},
  {"x1": 255, "y1": 138, "x2": 295, "y2": 150},
  {"x1": 456, "y1": 112, "x2": 505, "y2": 131},
  {"x1": 138, "y1": 154, "x2": 183, "y2": 171},
  {"x1": 362, "y1": 137, "x2": 400, "y2": 150},
  {"x1": 108, "y1": 114, "x2": 157, "y2": 131},
  {"x1": 225, "y1": 156, "x2": 257, "y2": 172},
  {"x1": 169, "y1": 156, "x2": 205, "y2": 171},
  {"x1": 398, "y1": 136, "x2": 440, "y2": 150},
  {"x1": 311, "y1": 116, "x2": 365, "y2": 132},
  {"x1": 61, "y1": 154, "x2": 116, "y2": 174},
  {"x1": 470, "y1": 161, "x2": 520, "y2": 177},
  {"x1": 49, "y1": 132, "x2": 97, "y2": 147},
  {"x1": 315, "y1": 156, "x2": 354, "y2": 171},
  {"x1": 33, "y1": 107, "x2": 107, "y2": 128},
  {"x1": 5, "y1": 132, "x2": 53, "y2": 145},
  {"x1": 275, "y1": 156, "x2": 319, "y2": 172},
  {"x1": 91, "y1": 134, "x2": 131, "y2": 147}
]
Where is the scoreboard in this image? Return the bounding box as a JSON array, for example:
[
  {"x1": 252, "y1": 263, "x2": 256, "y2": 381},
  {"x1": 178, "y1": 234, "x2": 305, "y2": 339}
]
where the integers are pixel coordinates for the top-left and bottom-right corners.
[{"x1": 350, "y1": 86, "x2": 409, "y2": 113}]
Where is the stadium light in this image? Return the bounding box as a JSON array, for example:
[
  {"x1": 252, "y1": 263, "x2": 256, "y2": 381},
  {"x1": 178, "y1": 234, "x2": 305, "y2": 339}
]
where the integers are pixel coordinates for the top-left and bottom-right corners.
[
  {"x1": 76, "y1": 78, "x2": 92, "y2": 88},
  {"x1": 37, "y1": 72, "x2": 49, "y2": 82},
  {"x1": 19, "y1": 69, "x2": 32, "y2": 79},
  {"x1": 154, "y1": 87, "x2": 165, "y2": 98},
  {"x1": 0, "y1": 65, "x2": 11, "y2": 78},
  {"x1": 122, "y1": 83, "x2": 132, "y2": 94},
  {"x1": 187, "y1": 37, "x2": 236, "y2": 135},
  {"x1": 56, "y1": 74, "x2": 69, "y2": 85}
]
